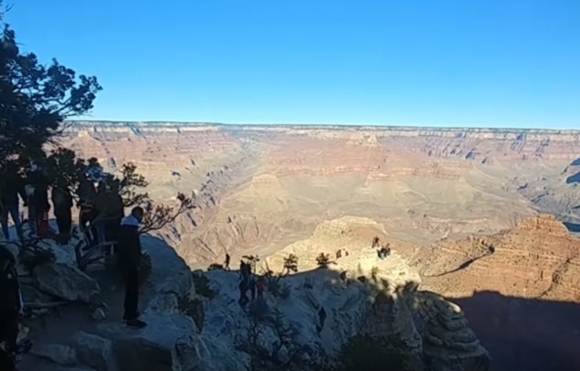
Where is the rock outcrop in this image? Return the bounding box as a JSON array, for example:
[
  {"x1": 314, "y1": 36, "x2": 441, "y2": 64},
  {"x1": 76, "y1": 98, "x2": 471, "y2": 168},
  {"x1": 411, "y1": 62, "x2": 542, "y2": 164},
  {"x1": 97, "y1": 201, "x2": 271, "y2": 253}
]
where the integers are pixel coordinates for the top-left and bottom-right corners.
[
  {"x1": 18, "y1": 228, "x2": 489, "y2": 371},
  {"x1": 199, "y1": 262, "x2": 489, "y2": 370},
  {"x1": 412, "y1": 214, "x2": 580, "y2": 301}
]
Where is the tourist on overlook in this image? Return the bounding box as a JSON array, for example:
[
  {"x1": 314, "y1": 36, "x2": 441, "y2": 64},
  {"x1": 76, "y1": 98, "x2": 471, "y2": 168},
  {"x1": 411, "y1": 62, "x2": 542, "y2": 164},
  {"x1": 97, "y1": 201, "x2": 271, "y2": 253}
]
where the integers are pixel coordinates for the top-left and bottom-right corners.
[
  {"x1": 25, "y1": 164, "x2": 51, "y2": 238},
  {"x1": 0, "y1": 162, "x2": 26, "y2": 241},
  {"x1": 51, "y1": 179, "x2": 74, "y2": 245},
  {"x1": 117, "y1": 206, "x2": 147, "y2": 328},
  {"x1": 77, "y1": 173, "x2": 99, "y2": 247}
]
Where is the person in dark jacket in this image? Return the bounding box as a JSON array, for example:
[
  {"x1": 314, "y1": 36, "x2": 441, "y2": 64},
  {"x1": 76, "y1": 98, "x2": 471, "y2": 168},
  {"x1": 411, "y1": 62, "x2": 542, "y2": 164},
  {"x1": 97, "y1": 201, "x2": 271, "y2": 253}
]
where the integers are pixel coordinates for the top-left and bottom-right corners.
[
  {"x1": 32, "y1": 174, "x2": 50, "y2": 238},
  {"x1": 25, "y1": 168, "x2": 51, "y2": 238},
  {"x1": 224, "y1": 253, "x2": 231, "y2": 270},
  {"x1": 51, "y1": 185, "x2": 74, "y2": 245},
  {"x1": 0, "y1": 246, "x2": 22, "y2": 355},
  {"x1": 117, "y1": 207, "x2": 146, "y2": 328},
  {"x1": 77, "y1": 176, "x2": 99, "y2": 247},
  {"x1": 0, "y1": 163, "x2": 26, "y2": 241},
  {"x1": 98, "y1": 180, "x2": 124, "y2": 255}
]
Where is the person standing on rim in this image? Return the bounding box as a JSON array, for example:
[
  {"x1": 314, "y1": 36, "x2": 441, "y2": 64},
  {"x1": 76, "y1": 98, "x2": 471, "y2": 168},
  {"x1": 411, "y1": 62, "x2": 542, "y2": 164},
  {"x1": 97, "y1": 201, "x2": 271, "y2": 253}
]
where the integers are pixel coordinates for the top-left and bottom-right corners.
[
  {"x1": 51, "y1": 179, "x2": 74, "y2": 245},
  {"x1": 117, "y1": 206, "x2": 147, "y2": 328},
  {"x1": 0, "y1": 162, "x2": 26, "y2": 241}
]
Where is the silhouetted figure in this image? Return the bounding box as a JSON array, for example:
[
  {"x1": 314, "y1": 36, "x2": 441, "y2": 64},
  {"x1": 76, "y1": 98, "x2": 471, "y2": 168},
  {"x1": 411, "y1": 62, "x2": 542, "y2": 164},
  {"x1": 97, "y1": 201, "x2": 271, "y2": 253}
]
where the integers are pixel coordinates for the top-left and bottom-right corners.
[
  {"x1": 77, "y1": 176, "x2": 99, "y2": 247},
  {"x1": 224, "y1": 253, "x2": 231, "y2": 270},
  {"x1": 336, "y1": 250, "x2": 342, "y2": 259},
  {"x1": 316, "y1": 307, "x2": 327, "y2": 333},
  {"x1": 256, "y1": 277, "x2": 265, "y2": 299},
  {"x1": 97, "y1": 180, "x2": 124, "y2": 255},
  {"x1": 249, "y1": 277, "x2": 256, "y2": 300},
  {"x1": 0, "y1": 246, "x2": 22, "y2": 356},
  {"x1": 240, "y1": 261, "x2": 251, "y2": 282},
  {"x1": 0, "y1": 163, "x2": 25, "y2": 241},
  {"x1": 51, "y1": 186, "x2": 73, "y2": 245},
  {"x1": 0, "y1": 348, "x2": 16, "y2": 371},
  {"x1": 27, "y1": 169, "x2": 50, "y2": 238},
  {"x1": 117, "y1": 207, "x2": 147, "y2": 328},
  {"x1": 238, "y1": 279, "x2": 249, "y2": 307}
]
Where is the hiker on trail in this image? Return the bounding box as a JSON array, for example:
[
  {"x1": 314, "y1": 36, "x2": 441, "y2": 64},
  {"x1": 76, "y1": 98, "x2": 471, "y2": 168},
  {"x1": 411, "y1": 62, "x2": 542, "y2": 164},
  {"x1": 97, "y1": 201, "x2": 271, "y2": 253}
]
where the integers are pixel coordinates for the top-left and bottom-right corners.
[
  {"x1": 238, "y1": 278, "x2": 249, "y2": 307},
  {"x1": 240, "y1": 261, "x2": 251, "y2": 282},
  {"x1": 224, "y1": 253, "x2": 230, "y2": 270},
  {"x1": 51, "y1": 181, "x2": 74, "y2": 245},
  {"x1": 316, "y1": 307, "x2": 327, "y2": 333},
  {"x1": 0, "y1": 246, "x2": 23, "y2": 356},
  {"x1": 256, "y1": 276, "x2": 265, "y2": 299},
  {"x1": 118, "y1": 207, "x2": 147, "y2": 328},
  {"x1": 249, "y1": 276, "x2": 256, "y2": 301},
  {"x1": 0, "y1": 163, "x2": 26, "y2": 241}
]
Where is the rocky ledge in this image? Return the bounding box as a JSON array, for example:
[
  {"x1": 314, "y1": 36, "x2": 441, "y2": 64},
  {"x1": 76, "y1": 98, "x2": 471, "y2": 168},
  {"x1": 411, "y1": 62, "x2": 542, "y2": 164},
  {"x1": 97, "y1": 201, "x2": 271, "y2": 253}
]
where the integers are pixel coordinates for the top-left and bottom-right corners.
[{"x1": 15, "y1": 231, "x2": 490, "y2": 371}]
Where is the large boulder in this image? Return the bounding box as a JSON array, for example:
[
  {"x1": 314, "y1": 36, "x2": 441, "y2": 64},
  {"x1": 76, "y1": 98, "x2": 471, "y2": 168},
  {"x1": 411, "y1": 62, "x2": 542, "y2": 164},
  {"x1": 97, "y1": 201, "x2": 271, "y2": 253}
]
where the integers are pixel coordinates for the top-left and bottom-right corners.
[
  {"x1": 30, "y1": 344, "x2": 77, "y2": 366},
  {"x1": 89, "y1": 237, "x2": 248, "y2": 371},
  {"x1": 33, "y1": 262, "x2": 100, "y2": 303},
  {"x1": 73, "y1": 332, "x2": 118, "y2": 371},
  {"x1": 100, "y1": 313, "x2": 225, "y2": 371},
  {"x1": 141, "y1": 236, "x2": 194, "y2": 314}
]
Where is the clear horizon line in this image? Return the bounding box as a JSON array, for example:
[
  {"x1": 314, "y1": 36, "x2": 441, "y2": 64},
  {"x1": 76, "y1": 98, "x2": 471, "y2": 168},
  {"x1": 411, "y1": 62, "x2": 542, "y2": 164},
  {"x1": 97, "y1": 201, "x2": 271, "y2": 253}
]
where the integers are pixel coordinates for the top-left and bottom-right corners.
[{"x1": 66, "y1": 119, "x2": 579, "y2": 132}]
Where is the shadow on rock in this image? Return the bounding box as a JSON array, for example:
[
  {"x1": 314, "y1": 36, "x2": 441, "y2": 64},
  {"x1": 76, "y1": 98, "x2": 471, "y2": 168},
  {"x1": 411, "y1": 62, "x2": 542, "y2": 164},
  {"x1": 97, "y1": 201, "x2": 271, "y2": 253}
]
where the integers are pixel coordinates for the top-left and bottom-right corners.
[{"x1": 452, "y1": 291, "x2": 580, "y2": 371}]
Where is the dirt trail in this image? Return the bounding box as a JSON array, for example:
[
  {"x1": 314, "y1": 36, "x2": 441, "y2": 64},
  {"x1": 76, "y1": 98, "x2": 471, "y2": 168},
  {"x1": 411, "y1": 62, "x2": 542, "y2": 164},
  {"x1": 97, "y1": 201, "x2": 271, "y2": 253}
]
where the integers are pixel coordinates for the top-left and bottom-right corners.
[{"x1": 18, "y1": 267, "x2": 150, "y2": 370}]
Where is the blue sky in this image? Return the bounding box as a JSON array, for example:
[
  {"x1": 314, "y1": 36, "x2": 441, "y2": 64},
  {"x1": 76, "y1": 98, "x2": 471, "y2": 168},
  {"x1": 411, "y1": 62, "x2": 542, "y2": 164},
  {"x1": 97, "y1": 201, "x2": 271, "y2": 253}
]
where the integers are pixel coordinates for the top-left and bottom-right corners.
[{"x1": 6, "y1": 0, "x2": 580, "y2": 129}]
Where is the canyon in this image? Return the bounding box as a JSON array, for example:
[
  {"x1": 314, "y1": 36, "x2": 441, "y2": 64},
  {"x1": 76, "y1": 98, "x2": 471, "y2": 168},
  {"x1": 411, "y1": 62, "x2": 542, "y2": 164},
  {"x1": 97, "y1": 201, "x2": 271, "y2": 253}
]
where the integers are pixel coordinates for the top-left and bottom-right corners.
[{"x1": 56, "y1": 121, "x2": 580, "y2": 371}]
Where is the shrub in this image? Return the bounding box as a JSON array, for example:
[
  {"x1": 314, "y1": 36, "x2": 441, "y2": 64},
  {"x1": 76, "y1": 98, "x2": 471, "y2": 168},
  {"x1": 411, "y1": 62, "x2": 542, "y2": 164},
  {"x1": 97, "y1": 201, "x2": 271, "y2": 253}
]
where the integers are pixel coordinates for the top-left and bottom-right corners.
[
  {"x1": 20, "y1": 247, "x2": 56, "y2": 274},
  {"x1": 334, "y1": 335, "x2": 406, "y2": 371},
  {"x1": 192, "y1": 272, "x2": 216, "y2": 299},
  {"x1": 207, "y1": 263, "x2": 224, "y2": 271},
  {"x1": 282, "y1": 254, "x2": 299, "y2": 274},
  {"x1": 248, "y1": 298, "x2": 270, "y2": 321},
  {"x1": 178, "y1": 295, "x2": 205, "y2": 330},
  {"x1": 316, "y1": 253, "x2": 331, "y2": 267}
]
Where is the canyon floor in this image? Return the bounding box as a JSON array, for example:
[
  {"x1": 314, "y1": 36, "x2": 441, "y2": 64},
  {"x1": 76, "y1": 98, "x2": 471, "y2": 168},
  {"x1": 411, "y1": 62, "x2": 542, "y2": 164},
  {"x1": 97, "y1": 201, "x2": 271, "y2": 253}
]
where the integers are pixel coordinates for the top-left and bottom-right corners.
[{"x1": 61, "y1": 122, "x2": 580, "y2": 370}]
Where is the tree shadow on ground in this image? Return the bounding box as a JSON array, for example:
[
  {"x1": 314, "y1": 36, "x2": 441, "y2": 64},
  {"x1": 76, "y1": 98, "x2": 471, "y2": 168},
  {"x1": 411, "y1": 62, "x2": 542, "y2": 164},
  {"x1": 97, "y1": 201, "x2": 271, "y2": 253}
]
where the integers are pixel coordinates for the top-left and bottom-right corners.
[{"x1": 452, "y1": 290, "x2": 580, "y2": 371}]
